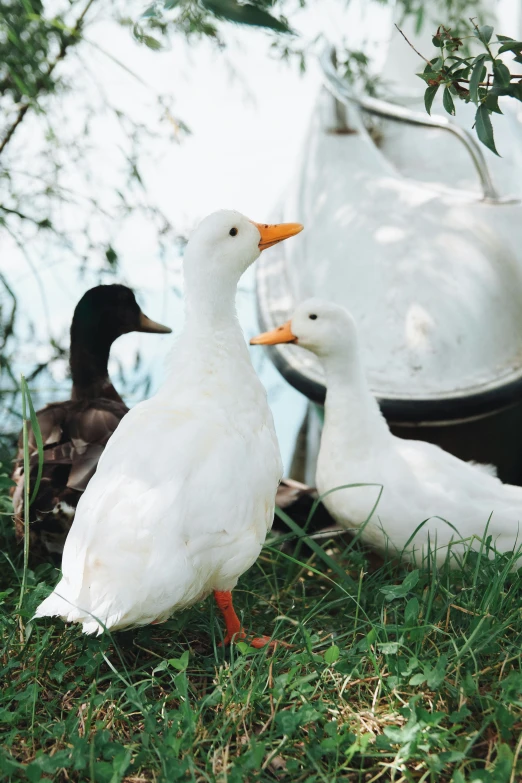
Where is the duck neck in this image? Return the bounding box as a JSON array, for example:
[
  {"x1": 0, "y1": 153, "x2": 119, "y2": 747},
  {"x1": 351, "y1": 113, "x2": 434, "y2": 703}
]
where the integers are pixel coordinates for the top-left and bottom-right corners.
[
  {"x1": 183, "y1": 266, "x2": 245, "y2": 347},
  {"x1": 70, "y1": 329, "x2": 123, "y2": 402},
  {"x1": 321, "y1": 346, "x2": 388, "y2": 454}
]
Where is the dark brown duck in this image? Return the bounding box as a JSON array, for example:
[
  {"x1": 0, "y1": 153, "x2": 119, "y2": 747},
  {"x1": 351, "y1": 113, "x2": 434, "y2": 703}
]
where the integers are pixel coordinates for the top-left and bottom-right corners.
[{"x1": 12, "y1": 284, "x2": 171, "y2": 564}]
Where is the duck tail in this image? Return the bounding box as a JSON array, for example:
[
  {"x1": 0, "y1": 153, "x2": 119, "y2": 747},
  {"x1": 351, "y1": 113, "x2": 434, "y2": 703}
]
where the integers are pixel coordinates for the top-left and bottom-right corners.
[
  {"x1": 34, "y1": 583, "x2": 124, "y2": 635},
  {"x1": 33, "y1": 581, "x2": 80, "y2": 622}
]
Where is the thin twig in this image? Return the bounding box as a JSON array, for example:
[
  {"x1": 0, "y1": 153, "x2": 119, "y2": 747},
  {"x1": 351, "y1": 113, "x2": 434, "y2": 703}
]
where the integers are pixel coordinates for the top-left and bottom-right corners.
[{"x1": 395, "y1": 24, "x2": 432, "y2": 66}]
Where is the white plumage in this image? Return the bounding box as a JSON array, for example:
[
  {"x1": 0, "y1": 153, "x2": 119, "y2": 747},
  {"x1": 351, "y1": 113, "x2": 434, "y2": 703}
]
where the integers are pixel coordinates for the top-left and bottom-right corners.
[
  {"x1": 35, "y1": 211, "x2": 302, "y2": 638},
  {"x1": 251, "y1": 298, "x2": 522, "y2": 568}
]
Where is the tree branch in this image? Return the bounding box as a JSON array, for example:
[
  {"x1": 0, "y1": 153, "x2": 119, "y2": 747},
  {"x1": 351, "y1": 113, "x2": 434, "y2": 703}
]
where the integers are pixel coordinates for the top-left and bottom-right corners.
[
  {"x1": 0, "y1": 205, "x2": 52, "y2": 228},
  {"x1": 0, "y1": 0, "x2": 97, "y2": 157}
]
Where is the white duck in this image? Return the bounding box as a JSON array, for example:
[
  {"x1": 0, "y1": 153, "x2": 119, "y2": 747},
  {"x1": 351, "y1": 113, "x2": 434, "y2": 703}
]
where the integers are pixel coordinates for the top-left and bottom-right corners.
[
  {"x1": 35, "y1": 210, "x2": 303, "y2": 645},
  {"x1": 251, "y1": 299, "x2": 522, "y2": 568}
]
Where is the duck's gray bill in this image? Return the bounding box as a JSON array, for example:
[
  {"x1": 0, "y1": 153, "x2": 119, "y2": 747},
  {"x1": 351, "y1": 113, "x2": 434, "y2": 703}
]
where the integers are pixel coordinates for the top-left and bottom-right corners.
[{"x1": 138, "y1": 312, "x2": 172, "y2": 334}]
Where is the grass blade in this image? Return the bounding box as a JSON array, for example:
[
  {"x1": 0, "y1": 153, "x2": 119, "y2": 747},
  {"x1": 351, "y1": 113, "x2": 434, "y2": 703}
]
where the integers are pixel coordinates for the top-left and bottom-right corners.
[
  {"x1": 17, "y1": 376, "x2": 30, "y2": 612},
  {"x1": 275, "y1": 506, "x2": 357, "y2": 590},
  {"x1": 21, "y1": 376, "x2": 44, "y2": 505}
]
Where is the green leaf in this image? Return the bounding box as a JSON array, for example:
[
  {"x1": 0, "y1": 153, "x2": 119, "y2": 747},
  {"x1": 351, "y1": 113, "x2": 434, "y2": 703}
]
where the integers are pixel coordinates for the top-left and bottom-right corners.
[
  {"x1": 380, "y1": 570, "x2": 419, "y2": 602},
  {"x1": 141, "y1": 34, "x2": 162, "y2": 50},
  {"x1": 428, "y1": 57, "x2": 441, "y2": 71},
  {"x1": 492, "y1": 743, "x2": 514, "y2": 781},
  {"x1": 276, "y1": 711, "x2": 300, "y2": 736},
  {"x1": 497, "y1": 40, "x2": 522, "y2": 55},
  {"x1": 111, "y1": 749, "x2": 132, "y2": 779},
  {"x1": 447, "y1": 55, "x2": 472, "y2": 71},
  {"x1": 475, "y1": 25, "x2": 494, "y2": 45},
  {"x1": 469, "y1": 56, "x2": 486, "y2": 104},
  {"x1": 499, "y1": 671, "x2": 522, "y2": 703},
  {"x1": 142, "y1": 5, "x2": 158, "y2": 18},
  {"x1": 25, "y1": 764, "x2": 44, "y2": 783},
  {"x1": 495, "y1": 703, "x2": 515, "y2": 731},
  {"x1": 493, "y1": 59, "x2": 511, "y2": 89},
  {"x1": 511, "y1": 83, "x2": 522, "y2": 102},
  {"x1": 432, "y1": 35, "x2": 443, "y2": 48},
  {"x1": 472, "y1": 52, "x2": 491, "y2": 66},
  {"x1": 426, "y1": 655, "x2": 447, "y2": 689},
  {"x1": 377, "y1": 642, "x2": 400, "y2": 655},
  {"x1": 402, "y1": 570, "x2": 420, "y2": 591},
  {"x1": 475, "y1": 103, "x2": 499, "y2": 155},
  {"x1": 366, "y1": 628, "x2": 377, "y2": 646},
  {"x1": 463, "y1": 671, "x2": 478, "y2": 696},
  {"x1": 417, "y1": 70, "x2": 442, "y2": 84},
  {"x1": 405, "y1": 597, "x2": 419, "y2": 625},
  {"x1": 236, "y1": 641, "x2": 254, "y2": 654},
  {"x1": 50, "y1": 661, "x2": 68, "y2": 684},
  {"x1": 439, "y1": 751, "x2": 466, "y2": 764},
  {"x1": 168, "y1": 650, "x2": 189, "y2": 671},
  {"x1": 449, "y1": 706, "x2": 471, "y2": 723},
  {"x1": 485, "y1": 93, "x2": 503, "y2": 114},
  {"x1": 201, "y1": 0, "x2": 291, "y2": 33},
  {"x1": 442, "y1": 86, "x2": 455, "y2": 115},
  {"x1": 105, "y1": 245, "x2": 118, "y2": 267},
  {"x1": 324, "y1": 644, "x2": 340, "y2": 664},
  {"x1": 133, "y1": 24, "x2": 163, "y2": 50},
  {"x1": 345, "y1": 732, "x2": 372, "y2": 761},
  {"x1": 424, "y1": 84, "x2": 439, "y2": 115}
]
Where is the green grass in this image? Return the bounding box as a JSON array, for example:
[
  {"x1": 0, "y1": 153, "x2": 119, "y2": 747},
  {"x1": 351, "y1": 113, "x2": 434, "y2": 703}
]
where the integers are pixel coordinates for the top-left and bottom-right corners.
[{"x1": 1, "y1": 474, "x2": 522, "y2": 783}]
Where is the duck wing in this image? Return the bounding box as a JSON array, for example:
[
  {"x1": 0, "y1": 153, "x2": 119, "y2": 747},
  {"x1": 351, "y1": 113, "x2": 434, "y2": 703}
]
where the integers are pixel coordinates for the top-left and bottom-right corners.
[
  {"x1": 395, "y1": 437, "x2": 522, "y2": 535},
  {"x1": 11, "y1": 398, "x2": 128, "y2": 561},
  {"x1": 67, "y1": 400, "x2": 129, "y2": 490}
]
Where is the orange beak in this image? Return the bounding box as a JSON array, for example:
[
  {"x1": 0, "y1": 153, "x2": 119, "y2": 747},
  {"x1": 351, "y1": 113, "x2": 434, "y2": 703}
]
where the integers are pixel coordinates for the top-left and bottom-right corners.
[
  {"x1": 250, "y1": 220, "x2": 303, "y2": 251},
  {"x1": 250, "y1": 320, "x2": 297, "y2": 345}
]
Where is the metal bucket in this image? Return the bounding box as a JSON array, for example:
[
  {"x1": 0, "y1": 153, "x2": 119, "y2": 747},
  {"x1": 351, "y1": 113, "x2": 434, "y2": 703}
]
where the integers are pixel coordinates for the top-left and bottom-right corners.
[{"x1": 257, "y1": 48, "x2": 522, "y2": 484}]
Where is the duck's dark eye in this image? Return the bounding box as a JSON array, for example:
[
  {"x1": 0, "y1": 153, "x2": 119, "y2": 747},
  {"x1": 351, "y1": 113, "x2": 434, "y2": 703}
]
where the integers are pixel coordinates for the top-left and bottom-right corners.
[
  {"x1": 309, "y1": 314, "x2": 318, "y2": 320},
  {"x1": 229, "y1": 227, "x2": 238, "y2": 236}
]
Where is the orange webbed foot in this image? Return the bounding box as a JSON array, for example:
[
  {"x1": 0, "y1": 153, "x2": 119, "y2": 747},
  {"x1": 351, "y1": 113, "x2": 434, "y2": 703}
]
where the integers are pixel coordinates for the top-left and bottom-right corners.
[
  {"x1": 247, "y1": 635, "x2": 291, "y2": 650},
  {"x1": 213, "y1": 590, "x2": 290, "y2": 650}
]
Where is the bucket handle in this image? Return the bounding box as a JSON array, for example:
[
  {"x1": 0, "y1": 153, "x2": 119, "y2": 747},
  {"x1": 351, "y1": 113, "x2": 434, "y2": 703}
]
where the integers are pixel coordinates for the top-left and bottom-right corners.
[{"x1": 320, "y1": 45, "x2": 512, "y2": 204}]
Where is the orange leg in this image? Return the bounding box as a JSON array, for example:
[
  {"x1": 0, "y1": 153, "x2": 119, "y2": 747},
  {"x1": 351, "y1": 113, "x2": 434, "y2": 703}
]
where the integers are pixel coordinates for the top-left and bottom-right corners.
[{"x1": 213, "y1": 590, "x2": 287, "y2": 649}]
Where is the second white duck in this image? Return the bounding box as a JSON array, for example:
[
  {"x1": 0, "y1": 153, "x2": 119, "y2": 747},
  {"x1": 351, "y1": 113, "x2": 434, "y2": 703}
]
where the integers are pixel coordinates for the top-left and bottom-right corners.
[{"x1": 252, "y1": 299, "x2": 522, "y2": 568}]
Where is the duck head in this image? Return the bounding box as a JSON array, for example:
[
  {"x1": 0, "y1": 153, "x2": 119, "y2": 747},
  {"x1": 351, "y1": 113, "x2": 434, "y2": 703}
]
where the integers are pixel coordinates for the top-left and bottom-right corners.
[
  {"x1": 251, "y1": 298, "x2": 357, "y2": 359},
  {"x1": 70, "y1": 285, "x2": 171, "y2": 400},
  {"x1": 71, "y1": 285, "x2": 172, "y2": 344},
  {"x1": 183, "y1": 210, "x2": 303, "y2": 285}
]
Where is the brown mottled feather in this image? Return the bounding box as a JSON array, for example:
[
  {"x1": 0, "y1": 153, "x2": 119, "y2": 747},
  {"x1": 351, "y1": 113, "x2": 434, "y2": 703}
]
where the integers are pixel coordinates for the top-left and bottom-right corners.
[{"x1": 12, "y1": 398, "x2": 128, "y2": 563}]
